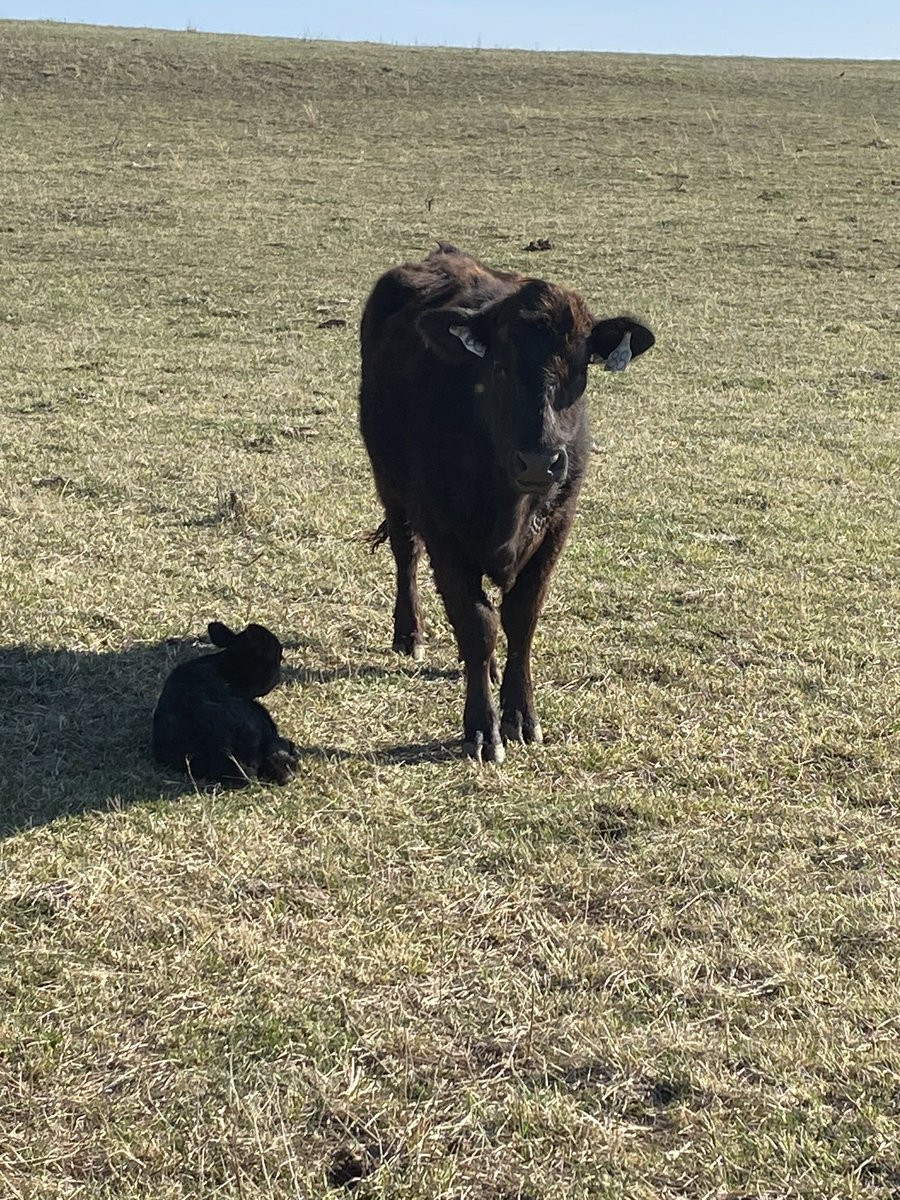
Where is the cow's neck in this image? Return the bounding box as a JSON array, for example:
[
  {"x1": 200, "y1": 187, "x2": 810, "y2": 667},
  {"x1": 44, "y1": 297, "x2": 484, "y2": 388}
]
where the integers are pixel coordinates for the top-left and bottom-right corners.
[{"x1": 483, "y1": 490, "x2": 549, "y2": 591}]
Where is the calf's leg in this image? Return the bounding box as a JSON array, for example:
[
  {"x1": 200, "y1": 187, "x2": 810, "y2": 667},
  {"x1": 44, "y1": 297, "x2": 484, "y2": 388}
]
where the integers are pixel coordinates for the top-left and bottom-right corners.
[{"x1": 260, "y1": 737, "x2": 301, "y2": 785}]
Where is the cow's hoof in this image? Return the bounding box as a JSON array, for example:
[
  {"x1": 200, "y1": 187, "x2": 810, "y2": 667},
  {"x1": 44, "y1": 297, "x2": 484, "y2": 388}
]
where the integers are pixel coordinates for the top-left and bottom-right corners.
[
  {"x1": 463, "y1": 732, "x2": 506, "y2": 765},
  {"x1": 392, "y1": 634, "x2": 424, "y2": 659},
  {"x1": 500, "y1": 713, "x2": 544, "y2": 745}
]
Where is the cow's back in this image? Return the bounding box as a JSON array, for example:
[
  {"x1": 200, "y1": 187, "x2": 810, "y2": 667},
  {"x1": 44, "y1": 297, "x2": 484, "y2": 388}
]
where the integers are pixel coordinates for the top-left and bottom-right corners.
[
  {"x1": 360, "y1": 244, "x2": 521, "y2": 382},
  {"x1": 362, "y1": 243, "x2": 519, "y2": 340}
]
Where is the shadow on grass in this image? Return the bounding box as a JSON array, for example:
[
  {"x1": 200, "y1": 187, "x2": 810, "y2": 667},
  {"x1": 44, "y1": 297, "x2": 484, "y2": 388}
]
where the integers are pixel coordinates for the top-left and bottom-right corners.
[
  {"x1": 375, "y1": 739, "x2": 460, "y2": 765},
  {"x1": 0, "y1": 638, "x2": 349, "y2": 838},
  {"x1": 0, "y1": 640, "x2": 465, "y2": 836},
  {"x1": 282, "y1": 662, "x2": 461, "y2": 686},
  {"x1": 280, "y1": 652, "x2": 464, "y2": 764}
]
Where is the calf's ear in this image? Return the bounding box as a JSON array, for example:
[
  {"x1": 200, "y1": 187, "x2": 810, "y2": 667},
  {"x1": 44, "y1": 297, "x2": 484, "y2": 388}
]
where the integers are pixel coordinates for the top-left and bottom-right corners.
[
  {"x1": 208, "y1": 621, "x2": 237, "y2": 647},
  {"x1": 416, "y1": 306, "x2": 489, "y2": 363},
  {"x1": 590, "y1": 317, "x2": 655, "y2": 372}
]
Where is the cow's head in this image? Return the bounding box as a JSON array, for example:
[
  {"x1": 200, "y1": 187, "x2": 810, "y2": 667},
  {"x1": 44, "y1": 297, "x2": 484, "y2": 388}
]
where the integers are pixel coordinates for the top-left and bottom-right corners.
[
  {"x1": 208, "y1": 621, "x2": 284, "y2": 697},
  {"x1": 417, "y1": 280, "x2": 654, "y2": 496}
]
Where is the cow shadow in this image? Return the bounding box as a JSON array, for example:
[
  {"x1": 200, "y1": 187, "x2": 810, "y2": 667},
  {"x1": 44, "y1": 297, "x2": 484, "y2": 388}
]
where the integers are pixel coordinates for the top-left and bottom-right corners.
[
  {"x1": 282, "y1": 661, "x2": 461, "y2": 686},
  {"x1": 0, "y1": 637, "x2": 351, "y2": 838},
  {"x1": 376, "y1": 739, "x2": 460, "y2": 765},
  {"x1": 281, "y1": 648, "x2": 463, "y2": 765}
]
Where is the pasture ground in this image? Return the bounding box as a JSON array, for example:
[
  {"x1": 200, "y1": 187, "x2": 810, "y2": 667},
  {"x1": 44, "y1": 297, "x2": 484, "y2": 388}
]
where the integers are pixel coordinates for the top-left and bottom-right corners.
[{"x1": 1, "y1": 20, "x2": 899, "y2": 1199}]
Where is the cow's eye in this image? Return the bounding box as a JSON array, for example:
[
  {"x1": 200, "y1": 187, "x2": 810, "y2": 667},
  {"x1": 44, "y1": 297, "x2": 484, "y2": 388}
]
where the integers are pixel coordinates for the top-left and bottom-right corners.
[{"x1": 556, "y1": 371, "x2": 587, "y2": 408}]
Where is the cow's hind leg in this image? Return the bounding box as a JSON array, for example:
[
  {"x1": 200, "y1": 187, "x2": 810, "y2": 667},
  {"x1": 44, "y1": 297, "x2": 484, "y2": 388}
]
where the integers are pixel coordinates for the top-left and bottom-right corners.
[
  {"x1": 429, "y1": 548, "x2": 504, "y2": 764},
  {"x1": 384, "y1": 509, "x2": 425, "y2": 660}
]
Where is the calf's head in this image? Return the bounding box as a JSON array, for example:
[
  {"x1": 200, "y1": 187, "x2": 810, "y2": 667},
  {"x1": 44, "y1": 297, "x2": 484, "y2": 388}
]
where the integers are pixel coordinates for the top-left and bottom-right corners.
[
  {"x1": 418, "y1": 280, "x2": 654, "y2": 495},
  {"x1": 207, "y1": 621, "x2": 284, "y2": 697}
]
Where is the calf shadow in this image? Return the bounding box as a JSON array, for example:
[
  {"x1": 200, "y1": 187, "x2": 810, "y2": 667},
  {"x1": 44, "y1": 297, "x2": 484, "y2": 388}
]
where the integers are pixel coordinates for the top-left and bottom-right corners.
[
  {"x1": 0, "y1": 637, "x2": 346, "y2": 839},
  {"x1": 0, "y1": 638, "x2": 463, "y2": 837},
  {"x1": 0, "y1": 637, "x2": 200, "y2": 836}
]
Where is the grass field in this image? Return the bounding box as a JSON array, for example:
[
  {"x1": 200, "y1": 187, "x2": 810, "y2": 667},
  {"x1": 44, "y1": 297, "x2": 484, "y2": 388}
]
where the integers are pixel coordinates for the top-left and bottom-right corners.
[{"x1": 1, "y1": 19, "x2": 899, "y2": 1198}]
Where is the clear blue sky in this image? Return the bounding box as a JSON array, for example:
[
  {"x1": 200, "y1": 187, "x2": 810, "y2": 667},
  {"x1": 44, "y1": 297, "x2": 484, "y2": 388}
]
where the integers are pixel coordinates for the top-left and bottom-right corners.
[{"x1": 4, "y1": 0, "x2": 899, "y2": 59}]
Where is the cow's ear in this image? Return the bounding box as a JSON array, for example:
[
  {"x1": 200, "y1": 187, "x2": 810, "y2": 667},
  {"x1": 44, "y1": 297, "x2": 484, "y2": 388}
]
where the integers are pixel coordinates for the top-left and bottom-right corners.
[
  {"x1": 590, "y1": 316, "x2": 655, "y2": 372},
  {"x1": 207, "y1": 621, "x2": 237, "y2": 647},
  {"x1": 416, "y1": 307, "x2": 489, "y2": 363}
]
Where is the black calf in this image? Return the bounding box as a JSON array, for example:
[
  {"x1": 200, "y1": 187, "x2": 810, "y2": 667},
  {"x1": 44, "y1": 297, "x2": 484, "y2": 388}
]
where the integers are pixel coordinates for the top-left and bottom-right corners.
[{"x1": 152, "y1": 621, "x2": 299, "y2": 785}]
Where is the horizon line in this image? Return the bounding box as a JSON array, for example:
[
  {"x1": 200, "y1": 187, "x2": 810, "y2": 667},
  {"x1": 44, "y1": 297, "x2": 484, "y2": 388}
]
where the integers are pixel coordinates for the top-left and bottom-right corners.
[{"x1": 2, "y1": 16, "x2": 897, "y2": 64}]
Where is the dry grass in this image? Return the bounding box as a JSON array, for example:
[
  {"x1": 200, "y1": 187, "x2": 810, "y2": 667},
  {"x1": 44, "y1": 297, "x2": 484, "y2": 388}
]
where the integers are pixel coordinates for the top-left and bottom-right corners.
[{"x1": 1, "y1": 19, "x2": 899, "y2": 1199}]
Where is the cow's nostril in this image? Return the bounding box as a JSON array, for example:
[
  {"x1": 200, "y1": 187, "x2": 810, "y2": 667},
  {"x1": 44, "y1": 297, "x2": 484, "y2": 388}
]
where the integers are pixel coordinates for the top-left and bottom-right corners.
[
  {"x1": 513, "y1": 451, "x2": 530, "y2": 474},
  {"x1": 549, "y1": 448, "x2": 567, "y2": 477}
]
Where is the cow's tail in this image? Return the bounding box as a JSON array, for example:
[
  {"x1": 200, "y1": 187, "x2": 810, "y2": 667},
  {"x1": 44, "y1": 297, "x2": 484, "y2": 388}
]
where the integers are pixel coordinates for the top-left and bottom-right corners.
[{"x1": 364, "y1": 519, "x2": 390, "y2": 552}]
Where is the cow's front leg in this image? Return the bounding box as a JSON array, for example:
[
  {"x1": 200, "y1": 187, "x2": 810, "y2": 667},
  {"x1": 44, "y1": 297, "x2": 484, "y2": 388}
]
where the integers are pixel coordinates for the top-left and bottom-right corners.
[
  {"x1": 499, "y1": 524, "x2": 570, "y2": 746},
  {"x1": 430, "y1": 550, "x2": 503, "y2": 764}
]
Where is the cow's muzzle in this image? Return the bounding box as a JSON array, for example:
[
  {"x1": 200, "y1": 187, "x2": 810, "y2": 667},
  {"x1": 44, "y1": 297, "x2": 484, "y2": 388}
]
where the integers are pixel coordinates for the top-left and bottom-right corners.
[{"x1": 510, "y1": 447, "x2": 568, "y2": 494}]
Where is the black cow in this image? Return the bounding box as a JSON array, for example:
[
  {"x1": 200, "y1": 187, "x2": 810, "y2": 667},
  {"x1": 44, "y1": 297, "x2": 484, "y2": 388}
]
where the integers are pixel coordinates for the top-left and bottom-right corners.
[
  {"x1": 152, "y1": 621, "x2": 299, "y2": 785},
  {"x1": 359, "y1": 243, "x2": 654, "y2": 762}
]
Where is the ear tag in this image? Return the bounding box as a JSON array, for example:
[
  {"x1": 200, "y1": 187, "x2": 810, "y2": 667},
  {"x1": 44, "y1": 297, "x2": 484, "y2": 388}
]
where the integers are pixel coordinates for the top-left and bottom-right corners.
[
  {"x1": 449, "y1": 324, "x2": 486, "y2": 357},
  {"x1": 605, "y1": 330, "x2": 633, "y2": 372}
]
